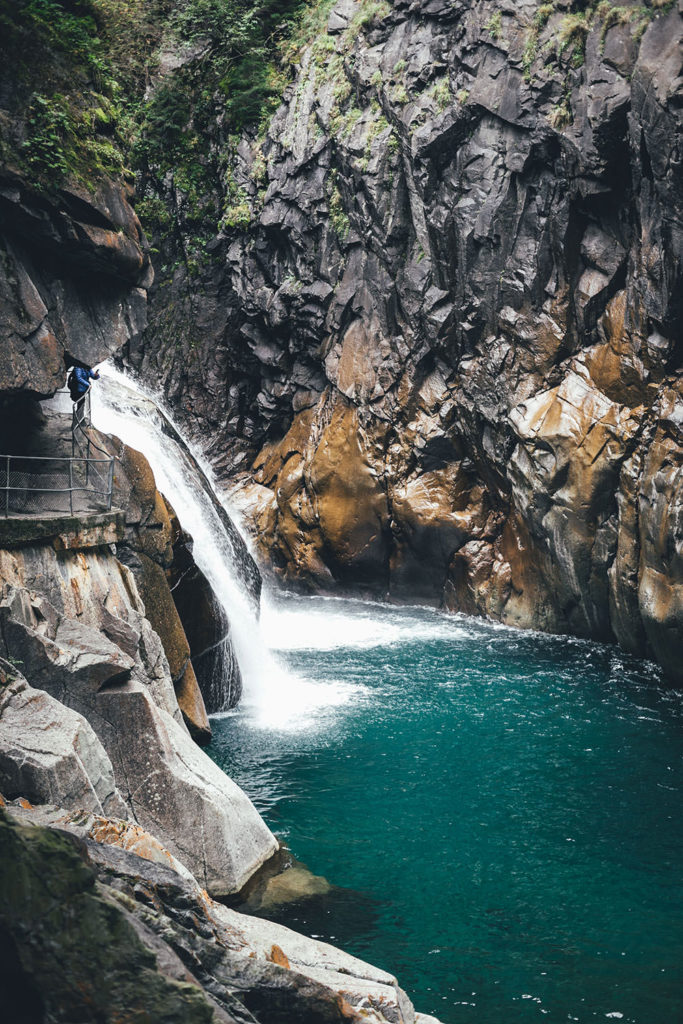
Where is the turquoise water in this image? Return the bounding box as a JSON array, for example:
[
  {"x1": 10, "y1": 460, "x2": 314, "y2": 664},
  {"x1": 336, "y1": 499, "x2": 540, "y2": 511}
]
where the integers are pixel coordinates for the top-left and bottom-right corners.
[{"x1": 209, "y1": 596, "x2": 683, "y2": 1024}]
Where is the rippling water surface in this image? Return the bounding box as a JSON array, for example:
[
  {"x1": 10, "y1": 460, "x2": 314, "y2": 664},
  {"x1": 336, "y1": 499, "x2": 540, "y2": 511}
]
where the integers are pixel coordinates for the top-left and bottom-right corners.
[{"x1": 209, "y1": 595, "x2": 683, "y2": 1024}]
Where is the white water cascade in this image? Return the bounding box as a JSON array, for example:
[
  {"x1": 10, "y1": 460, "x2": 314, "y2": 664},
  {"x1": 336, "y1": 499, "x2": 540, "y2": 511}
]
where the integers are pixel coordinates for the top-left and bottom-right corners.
[{"x1": 91, "y1": 365, "x2": 360, "y2": 730}]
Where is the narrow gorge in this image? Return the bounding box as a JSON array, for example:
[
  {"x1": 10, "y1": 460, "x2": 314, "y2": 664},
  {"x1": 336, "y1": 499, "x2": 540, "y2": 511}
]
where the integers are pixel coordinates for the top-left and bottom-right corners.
[{"x1": 0, "y1": 1, "x2": 681, "y2": 1022}]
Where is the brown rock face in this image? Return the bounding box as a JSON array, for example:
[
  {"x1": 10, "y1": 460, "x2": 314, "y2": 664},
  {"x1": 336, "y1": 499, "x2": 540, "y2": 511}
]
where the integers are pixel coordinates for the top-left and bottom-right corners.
[
  {"x1": 104, "y1": 442, "x2": 212, "y2": 742},
  {"x1": 0, "y1": 172, "x2": 151, "y2": 401},
  {"x1": 131, "y1": 1, "x2": 683, "y2": 681},
  {"x1": 131, "y1": 551, "x2": 211, "y2": 745}
]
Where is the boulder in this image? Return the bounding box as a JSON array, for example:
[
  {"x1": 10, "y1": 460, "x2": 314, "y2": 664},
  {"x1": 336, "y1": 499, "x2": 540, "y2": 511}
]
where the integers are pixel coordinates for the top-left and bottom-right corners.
[
  {"x1": 0, "y1": 659, "x2": 126, "y2": 817},
  {"x1": 0, "y1": 811, "x2": 234, "y2": 1024}
]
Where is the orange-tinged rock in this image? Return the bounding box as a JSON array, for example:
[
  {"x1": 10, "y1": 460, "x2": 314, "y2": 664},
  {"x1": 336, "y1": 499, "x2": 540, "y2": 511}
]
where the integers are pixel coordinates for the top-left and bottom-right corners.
[
  {"x1": 133, "y1": 553, "x2": 210, "y2": 742},
  {"x1": 267, "y1": 944, "x2": 291, "y2": 969},
  {"x1": 175, "y1": 662, "x2": 211, "y2": 746},
  {"x1": 308, "y1": 400, "x2": 389, "y2": 583}
]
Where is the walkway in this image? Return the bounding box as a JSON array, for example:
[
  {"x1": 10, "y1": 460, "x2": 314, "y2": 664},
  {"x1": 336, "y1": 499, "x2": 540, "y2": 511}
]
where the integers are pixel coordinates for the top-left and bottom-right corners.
[{"x1": 1, "y1": 389, "x2": 115, "y2": 518}]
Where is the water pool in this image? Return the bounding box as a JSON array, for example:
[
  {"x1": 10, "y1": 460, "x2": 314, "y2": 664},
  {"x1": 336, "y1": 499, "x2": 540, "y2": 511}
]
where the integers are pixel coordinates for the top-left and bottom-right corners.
[{"x1": 209, "y1": 595, "x2": 683, "y2": 1024}]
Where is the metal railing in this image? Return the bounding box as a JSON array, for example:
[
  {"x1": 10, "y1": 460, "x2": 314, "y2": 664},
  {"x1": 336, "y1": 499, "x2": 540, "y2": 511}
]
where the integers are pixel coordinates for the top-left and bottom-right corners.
[
  {"x1": 71, "y1": 389, "x2": 115, "y2": 494},
  {"x1": 1, "y1": 386, "x2": 115, "y2": 517}
]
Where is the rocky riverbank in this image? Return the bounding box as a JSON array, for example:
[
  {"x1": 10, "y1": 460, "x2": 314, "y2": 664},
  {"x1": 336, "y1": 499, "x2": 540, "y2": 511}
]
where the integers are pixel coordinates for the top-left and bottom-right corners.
[
  {"x1": 0, "y1": 0, "x2": 680, "y2": 1018},
  {"x1": 0, "y1": 797, "x2": 439, "y2": 1024}
]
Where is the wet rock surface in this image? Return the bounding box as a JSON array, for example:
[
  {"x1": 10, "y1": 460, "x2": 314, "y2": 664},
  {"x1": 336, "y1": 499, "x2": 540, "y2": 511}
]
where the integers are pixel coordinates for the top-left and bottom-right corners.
[
  {"x1": 0, "y1": 169, "x2": 151, "y2": 401},
  {"x1": 132, "y1": 0, "x2": 683, "y2": 680}
]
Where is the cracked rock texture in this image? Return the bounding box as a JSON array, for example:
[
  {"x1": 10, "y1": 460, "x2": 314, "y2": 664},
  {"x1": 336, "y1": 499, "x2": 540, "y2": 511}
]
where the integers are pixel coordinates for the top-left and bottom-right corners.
[
  {"x1": 0, "y1": 801, "x2": 438, "y2": 1024},
  {"x1": 0, "y1": 169, "x2": 151, "y2": 400},
  {"x1": 0, "y1": 537, "x2": 277, "y2": 895},
  {"x1": 132, "y1": 0, "x2": 683, "y2": 681}
]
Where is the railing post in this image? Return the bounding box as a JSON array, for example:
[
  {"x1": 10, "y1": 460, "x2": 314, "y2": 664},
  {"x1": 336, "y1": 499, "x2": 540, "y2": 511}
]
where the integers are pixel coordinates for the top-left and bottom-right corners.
[
  {"x1": 86, "y1": 435, "x2": 90, "y2": 486},
  {"x1": 5, "y1": 455, "x2": 9, "y2": 517},
  {"x1": 69, "y1": 459, "x2": 73, "y2": 515},
  {"x1": 107, "y1": 458, "x2": 114, "y2": 511}
]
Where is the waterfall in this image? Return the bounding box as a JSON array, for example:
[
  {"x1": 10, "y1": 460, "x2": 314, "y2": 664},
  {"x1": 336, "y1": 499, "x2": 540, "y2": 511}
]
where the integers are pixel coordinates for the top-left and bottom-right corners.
[
  {"x1": 91, "y1": 365, "x2": 365, "y2": 730},
  {"x1": 91, "y1": 365, "x2": 266, "y2": 708}
]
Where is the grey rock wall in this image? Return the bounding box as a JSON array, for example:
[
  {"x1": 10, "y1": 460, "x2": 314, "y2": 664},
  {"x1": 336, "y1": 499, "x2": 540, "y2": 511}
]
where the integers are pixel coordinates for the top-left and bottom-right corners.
[
  {"x1": 0, "y1": 172, "x2": 151, "y2": 401},
  {"x1": 0, "y1": 660, "x2": 126, "y2": 817},
  {"x1": 132, "y1": 0, "x2": 683, "y2": 680},
  {"x1": 0, "y1": 543, "x2": 278, "y2": 895}
]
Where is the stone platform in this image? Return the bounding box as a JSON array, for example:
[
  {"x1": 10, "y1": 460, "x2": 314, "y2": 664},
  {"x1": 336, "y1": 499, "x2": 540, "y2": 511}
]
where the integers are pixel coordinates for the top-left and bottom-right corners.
[{"x1": 0, "y1": 510, "x2": 125, "y2": 550}]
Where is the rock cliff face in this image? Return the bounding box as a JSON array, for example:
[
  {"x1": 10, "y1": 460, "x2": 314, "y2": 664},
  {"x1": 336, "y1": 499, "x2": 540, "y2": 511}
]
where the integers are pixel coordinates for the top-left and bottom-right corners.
[
  {"x1": 0, "y1": 170, "x2": 151, "y2": 401},
  {"x1": 132, "y1": 0, "x2": 683, "y2": 681}
]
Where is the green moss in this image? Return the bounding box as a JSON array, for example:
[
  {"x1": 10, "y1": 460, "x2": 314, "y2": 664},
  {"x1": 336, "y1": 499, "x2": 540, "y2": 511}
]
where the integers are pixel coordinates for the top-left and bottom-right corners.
[
  {"x1": 218, "y1": 167, "x2": 253, "y2": 232},
  {"x1": 357, "y1": 0, "x2": 391, "y2": 28},
  {"x1": 135, "y1": 194, "x2": 172, "y2": 237},
  {"x1": 429, "y1": 77, "x2": 451, "y2": 112},
  {"x1": 0, "y1": 0, "x2": 136, "y2": 188},
  {"x1": 485, "y1": 11, "x2": 503, "y2": 40},
  {"x1": 521, "y1": 2, "x2": 555, "y2": 82},
  {"x1": 0, "y1": 813, "x2": 216, "y2": 1023},
  {"x1": 361, "y1": 112, "x2": 390, "y2": 164},
  {"x1": 558, "y1": 11, "x2": 590, "y2": 63},
  {"x1": 327, "y1": 170, "x2": 350, "y2": 241},
  {"x1": 548, "y1": 96, "x2": 572, "y2": 129}
]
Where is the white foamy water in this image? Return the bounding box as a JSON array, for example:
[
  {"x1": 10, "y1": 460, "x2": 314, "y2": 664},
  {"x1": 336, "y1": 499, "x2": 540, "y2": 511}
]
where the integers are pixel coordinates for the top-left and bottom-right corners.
[
  {"x1": 91, "y1": 365, "x2": 364, "y2": 730},
  {"x1": 262, "y1": 594, "x2": 471, "y2": 652}
]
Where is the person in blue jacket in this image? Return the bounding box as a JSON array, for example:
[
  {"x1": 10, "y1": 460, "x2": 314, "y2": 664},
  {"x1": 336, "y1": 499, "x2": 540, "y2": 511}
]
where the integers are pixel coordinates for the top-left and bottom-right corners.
[{"x1": 68, "y1": 365, "x2": 100, "y2": 405}]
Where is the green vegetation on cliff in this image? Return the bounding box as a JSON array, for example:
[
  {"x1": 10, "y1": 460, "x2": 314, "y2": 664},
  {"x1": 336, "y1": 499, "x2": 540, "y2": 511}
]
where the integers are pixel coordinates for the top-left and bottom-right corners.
[
  {"x1": 0, "y1": 0, "x2": 330, "y2": 231},
  {"x1": 1, "y1": 0, "x2": 676, "y2": 286}
]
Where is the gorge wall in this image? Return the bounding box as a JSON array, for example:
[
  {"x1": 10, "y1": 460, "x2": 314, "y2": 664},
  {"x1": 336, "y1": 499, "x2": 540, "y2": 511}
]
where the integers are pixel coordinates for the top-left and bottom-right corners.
[
  {"x1": 130, "y1": 0, "x2": 683, "y2": 683},
  {"x1": 0, "y1": 0, "x2": 274, "y2": 897}
]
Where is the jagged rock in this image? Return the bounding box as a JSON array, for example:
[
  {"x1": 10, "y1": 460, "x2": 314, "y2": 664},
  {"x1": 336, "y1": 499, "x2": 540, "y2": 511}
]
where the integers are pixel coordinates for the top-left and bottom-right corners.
[
  {"x1": 1, "y1": 802, "x2": 438, "y2": 1024},
  {"x1": 0, "y1": 550, "x2": 278, "y2": 894},
  {"x1": 0, "y1": 661, "x2": 126, "y2": 817},
  {"x1": 0, "y1": 811, "x2": 235, "y2": 1024},
  {"x1": 0, "y1": 555, "x2": 181, "y2": 722},
  {"x1": 92, "y1": 681, "x2": 279, "y2": 894},
  {"x1": 131, "y1": 0, "x2": 683, "y2": 680},
  {"x1": 0, "y1": 170, "x2": 151, "y2": 402},
  {"x1": 4, "y1": 800, "x2": 196, "y2": 883}
]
